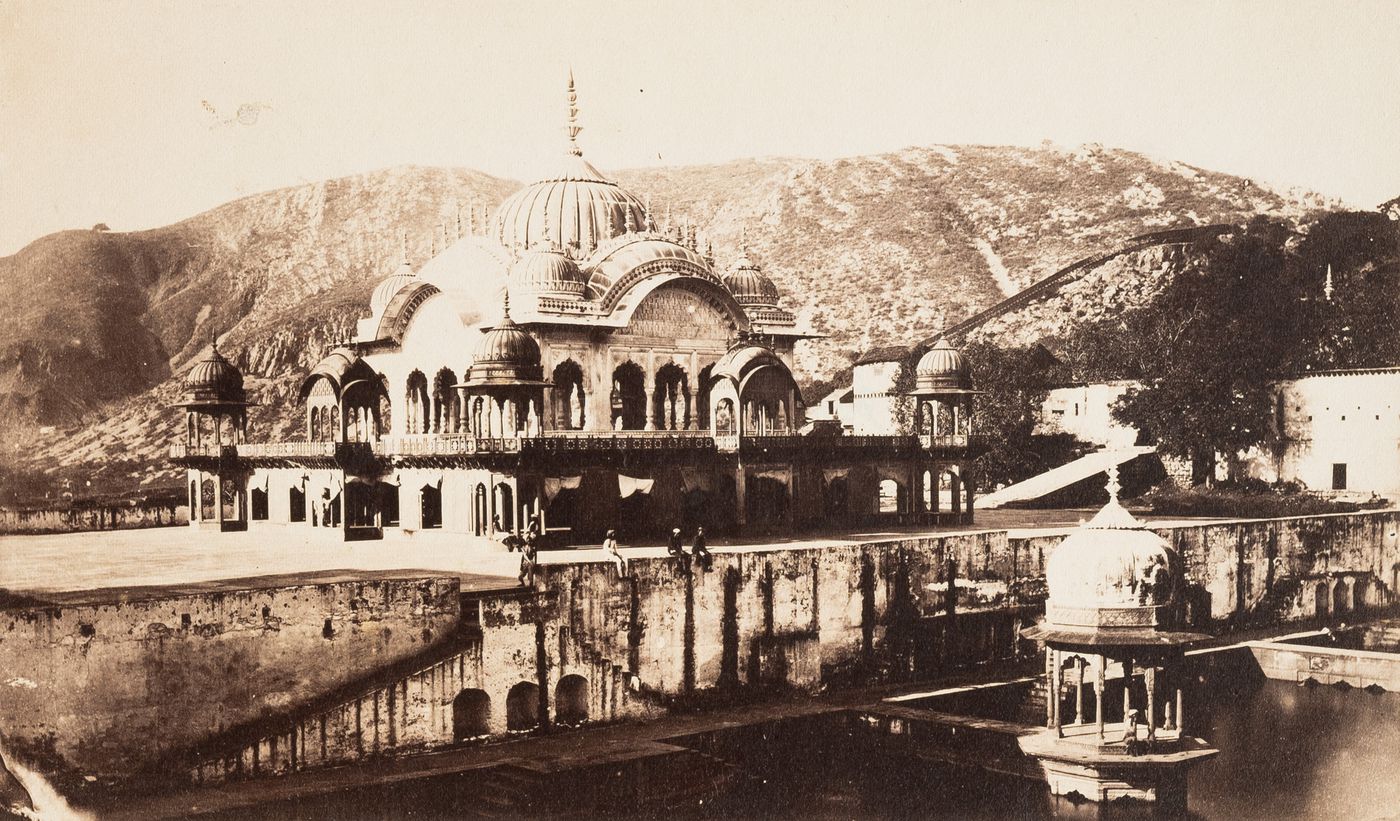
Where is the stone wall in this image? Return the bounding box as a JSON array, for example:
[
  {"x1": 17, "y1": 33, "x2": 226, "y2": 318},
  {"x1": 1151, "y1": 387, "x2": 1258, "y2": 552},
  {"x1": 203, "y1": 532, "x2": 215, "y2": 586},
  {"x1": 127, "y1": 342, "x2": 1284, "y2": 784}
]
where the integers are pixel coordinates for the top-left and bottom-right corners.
[{"x1": 0, "y1": 577, "x2": 460, "y2": 782}]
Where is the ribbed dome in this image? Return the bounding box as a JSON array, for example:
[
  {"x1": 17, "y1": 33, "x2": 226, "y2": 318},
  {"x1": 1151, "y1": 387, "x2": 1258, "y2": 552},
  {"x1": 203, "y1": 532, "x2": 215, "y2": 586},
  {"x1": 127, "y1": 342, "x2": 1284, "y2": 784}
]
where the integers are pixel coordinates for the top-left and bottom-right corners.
[
  {"x1": 465, "y1": 301, "x2": 545, "y2": 386},
  {"x1": 915, "y1": 338, "x2": 972, "y2": 392},
  {"x1": 370, "y1": 260, "x2": 417, "y2": 315},
  {"x1": 723, "y1": 255, "x2": 781, "y2": 308},
  {"x1": 509, "y1": 246, "x2": 587, "y2": 299},
  {"x1": 493, "y1": 154, "x2": 648, "y2": 255},
  {"x1": 1044, "y1": 499, "x2": 1178, "y2": 617},
  {"x1": 182, "y1": 344, "x2": 246, "y2": 404}
]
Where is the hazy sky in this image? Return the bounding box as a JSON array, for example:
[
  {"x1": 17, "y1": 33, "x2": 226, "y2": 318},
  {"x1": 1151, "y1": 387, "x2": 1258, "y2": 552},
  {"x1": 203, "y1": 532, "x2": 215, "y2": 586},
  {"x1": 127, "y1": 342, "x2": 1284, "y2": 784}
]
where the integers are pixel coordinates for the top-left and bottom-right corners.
[{"x1": 3, "y1": 0, "x2": 1398, "y2": 255}]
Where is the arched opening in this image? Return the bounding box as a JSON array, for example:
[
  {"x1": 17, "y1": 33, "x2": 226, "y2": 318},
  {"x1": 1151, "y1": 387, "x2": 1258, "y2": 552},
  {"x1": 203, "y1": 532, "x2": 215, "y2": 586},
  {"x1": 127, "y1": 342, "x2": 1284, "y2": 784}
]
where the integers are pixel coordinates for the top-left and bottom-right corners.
[
  {"x1": 495, "y1": 482, "x2": 515, "y2": 532},
  {"x1": 221, "y1": 479, "x2": 241, "y2": 522},
  {"x1": 555, "y1": 675, "x2": 589, "y2": 725},
  {"x1": 747, "y1": 474, "x2": 789, "y2": 530},
  {"x1": 696, "y1": 364, "x2": 714, "y2": 429},
  {"x1": 714, "y1": 398, "x2": 736, "y2": 436},
  {"x1": 452, "y1": 689, "x2": 492, "y2": 740},
  {"x1": 1333, "y1": 580, "x2": 1350, "y2": 614},
  {"x1": 473, "y1": 483, "x2": 488, "y2": 536},
  {"x1": 377, "y1": 393, "x2": 392, "y2": 439},
  {"x1": 1315, "y1": 581, "x2": 1329, "y2": 617},
  {"x1": 250, "y1": 488, "x2": 268, "y2": 521},
  {"x1": 289, "y1": 485, "x2": 306, "y2": 523},
  {"x1": 405, "y1": 370, "x2": 430, "y2": 434},
  {"x1": 420, "y1": 484, "x2": 442, "y2": 529},
  {"x1": 346, "y1": 481, "x2": 377, "y2": 529},
  {"x1": 552, "y1": 360, "x2": 586, "y2": 430},
  {"x1": 823, "y1": 475, "x2": 848, "y2": 519},
  {"x1": 653, "y1": 362, "x2": 689, "y2": 430},
  {"x1": 200, "y1": 477, "x2": 215, "y2": 521},
  {"x1": 610, "y1": 361, "x2": 646, "y2": 430},
  {"x1": 878, "y1": 478, "x2": 906, "y2": 514},
  {"x1": 432, "y1": 368, "x2": 459, "y2": 433},
  {"x1": 506, "y1": 681, "x2": 541, "y2": 732},
  {"x1": 739, "y1": 365, "x2": 797, "y2": 435}
]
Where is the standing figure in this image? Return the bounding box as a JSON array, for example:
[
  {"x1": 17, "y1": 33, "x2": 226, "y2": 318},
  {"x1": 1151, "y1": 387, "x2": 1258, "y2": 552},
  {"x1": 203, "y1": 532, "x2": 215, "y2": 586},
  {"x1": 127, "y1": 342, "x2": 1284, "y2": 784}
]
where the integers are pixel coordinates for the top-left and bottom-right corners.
[
  {"x1": 691, "y1": 526, "x2": 712, "y2": 571},
  {"x1": 518, "y1": 540, "x2": 537, "y2": 587},
  {"x1": 603, "y1": 529, "x2": 629, "y2": 579},
  {"x1": 667, "y1": 527, "x2": 684, "y2": 557},
  {"x1": 320, "y1": 488, "x2": 335, "y2": 528}
]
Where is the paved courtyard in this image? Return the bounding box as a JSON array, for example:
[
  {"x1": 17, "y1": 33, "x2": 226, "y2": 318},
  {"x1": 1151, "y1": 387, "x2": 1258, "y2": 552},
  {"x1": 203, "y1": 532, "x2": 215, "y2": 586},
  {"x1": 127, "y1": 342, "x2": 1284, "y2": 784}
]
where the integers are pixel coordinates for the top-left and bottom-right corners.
[{"x1": 0, "y1": 508, "x2": 1221, "y2": 602}]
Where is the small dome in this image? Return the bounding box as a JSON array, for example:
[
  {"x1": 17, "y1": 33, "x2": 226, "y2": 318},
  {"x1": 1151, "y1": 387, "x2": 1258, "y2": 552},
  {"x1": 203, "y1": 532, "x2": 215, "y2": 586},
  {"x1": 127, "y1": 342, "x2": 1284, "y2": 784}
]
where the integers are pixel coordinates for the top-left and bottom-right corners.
[
  {"x1": 1043, "y1": 496, "x2": 1179, "y2": 629},
  {"x1": 182, "y1": 343, "x2": 246, "y2": 404},
  {"x1": 722, "y1": 254, "x2": 780, "y2": 308},
  {"x1": 370, "y1": 260, "x2": 417, "y2": 315},
  {"x1": 510, "y1": 246, "x2": 586, "y2": 299},
  {"x1": 914, "y1": 338, "x2": 972, "y2": 392},
  {"x1": 465, "y1": 300, "x2": 544, "y2": 386}
]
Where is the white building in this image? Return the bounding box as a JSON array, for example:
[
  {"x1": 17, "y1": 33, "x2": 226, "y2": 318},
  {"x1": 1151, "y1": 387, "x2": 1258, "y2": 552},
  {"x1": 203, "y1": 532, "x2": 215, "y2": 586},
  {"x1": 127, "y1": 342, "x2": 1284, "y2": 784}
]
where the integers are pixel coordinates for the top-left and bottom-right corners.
[{"x1": 1037, "y1": 382, "x2": 1140, "y2": 449}]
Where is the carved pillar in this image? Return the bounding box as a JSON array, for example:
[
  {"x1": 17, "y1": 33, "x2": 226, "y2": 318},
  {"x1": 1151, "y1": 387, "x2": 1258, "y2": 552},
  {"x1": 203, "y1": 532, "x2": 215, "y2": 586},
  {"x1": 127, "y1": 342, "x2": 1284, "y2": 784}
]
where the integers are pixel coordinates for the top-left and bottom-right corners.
[
  {"x1": 213, "y1": 473, "x2": 224, "y2": 526},
  {"x1": 1176, "y1": 683, "x2": 1185, "y2": 734},
  {"x1": 644, "y1": 384, "x2": 657, "y2": 431},
  {"x1": 1045, "y1": 648, "x2": 1055, "y2": 729},
  {"x1": 1051, "y1": 649, "x2": 1063, "y2": 737},
  {"x1": 1122, "y1": 656, "x2": 1133, "y2": 722},
  {"x1": 1096, "y1": 653, "x2": 1106, "y2": 739},
  {"x1": 1074, "y1": 658, "x2": 1085, "y2": 724},
  {"x1": 1146, "y1": 665, "x2": 1157, "y2": 741}
]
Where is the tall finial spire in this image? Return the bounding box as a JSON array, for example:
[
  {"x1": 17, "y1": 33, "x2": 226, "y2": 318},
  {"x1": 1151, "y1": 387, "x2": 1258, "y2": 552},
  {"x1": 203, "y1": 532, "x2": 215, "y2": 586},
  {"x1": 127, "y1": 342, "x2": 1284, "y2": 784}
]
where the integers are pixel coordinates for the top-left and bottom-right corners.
[
  {"x1": 1324, "y1": 264, "x2": 1335, "y2": 302},
  {"x1": 565, "y1": 68, "x2": 583, "y2": 156},
  {"x1": 1106, "y1": 464, "x2": 1121, "y2": 504},
  {"x1": 399, "y1": 230, "x2": 409, "y2": 266},
  {"x1": 502, "y1": 288, "x2": 511, "y2": 320}
]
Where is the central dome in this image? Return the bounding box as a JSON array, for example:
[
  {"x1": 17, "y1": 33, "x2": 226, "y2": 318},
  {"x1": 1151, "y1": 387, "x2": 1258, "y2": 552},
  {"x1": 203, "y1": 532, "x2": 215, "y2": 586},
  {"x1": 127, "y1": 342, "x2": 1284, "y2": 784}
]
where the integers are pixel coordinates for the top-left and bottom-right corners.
[
  {"x1": 493, "y1": 73, "x2": 648, "y2": 254},
  {"x1": 493, "y1": 156, "x2": 648, "y2": 254}
]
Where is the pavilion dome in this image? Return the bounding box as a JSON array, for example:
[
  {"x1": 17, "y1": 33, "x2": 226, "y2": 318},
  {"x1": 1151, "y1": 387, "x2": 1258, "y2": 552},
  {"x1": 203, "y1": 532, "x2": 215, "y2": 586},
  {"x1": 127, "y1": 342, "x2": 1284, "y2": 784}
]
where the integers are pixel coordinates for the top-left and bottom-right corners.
[
  {"x1": 914, "y1": 338, "x2": 972, "y2": 392},
  {"x1": 370, "y1": 260, "x2": 417, "y2": 315},
  {"x1": 722, "y1": 254, "x2": 781, "y2": 308},
  {"x1": 509, "y1": 245, "x2": 587, "y2": 300},
  {"x1": 464, "y1": 299, "x2": 545, "y2": 386},
  {"x1": 1044, "y1": 496, "x2": 1178, "y2": 618},
  {"x1": 182, "y1": 343, "x2": 246, "y2": 404}
]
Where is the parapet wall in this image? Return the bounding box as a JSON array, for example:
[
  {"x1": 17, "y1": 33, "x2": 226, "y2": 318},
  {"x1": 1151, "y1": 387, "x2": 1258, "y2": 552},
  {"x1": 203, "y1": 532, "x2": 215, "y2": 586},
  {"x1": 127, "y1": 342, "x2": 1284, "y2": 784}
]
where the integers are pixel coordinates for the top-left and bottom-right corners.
[
  {"x1": 0, "y1": 501, "x2": 186, "y2": 534},
  {"x1": 0, "y1": 577, "x2": 460, "y2": 782}
]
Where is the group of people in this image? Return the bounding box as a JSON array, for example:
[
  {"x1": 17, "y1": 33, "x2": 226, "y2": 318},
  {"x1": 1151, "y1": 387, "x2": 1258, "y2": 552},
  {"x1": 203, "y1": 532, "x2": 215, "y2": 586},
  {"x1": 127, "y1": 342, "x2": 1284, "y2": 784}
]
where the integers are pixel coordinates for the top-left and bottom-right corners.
[
  {"x1": 509, "y1": 518, "x2": 714, "y2": 586},
  {"x1": 602, "y1": 526, "x2": 712, "y2": 580}
]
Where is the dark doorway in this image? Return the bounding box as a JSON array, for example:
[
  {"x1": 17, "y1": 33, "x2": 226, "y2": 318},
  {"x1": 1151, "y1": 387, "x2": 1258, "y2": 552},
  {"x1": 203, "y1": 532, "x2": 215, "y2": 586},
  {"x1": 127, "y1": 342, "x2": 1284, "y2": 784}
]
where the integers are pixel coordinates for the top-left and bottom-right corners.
[
  {"x1": 420, "y1": 484, "x2": 442, "y2": 529},
  {"x1": 1332, "y1": 463, "x2": 1348, "y2": 490},
  {"x1": 289, "y1": 486, "x2": 306, "y2": 523},
  {"x1": 250, "y1": 488, "x2": 268, "y2": 521},
  {"x1": 506, "y1": 682, "x2": 541, "y2": 731},
  {"x1": 611, "y1": 361, "x2": 646, "y2": 430},
  {"x1": 452, "y1": 689, "x2": 491, "y2": 740},
  {"x1": 747, "y1": 475, "x2": 789, "y2": 530},
  {"x1": 555, "y1": 675, "x2": 589, "y2": 725},
  {"x1": 378, "y1": 483, "x2": 399, "y2": 527},
  {"x1": 496, "y1": 483, "x2": 515, "y2": 532}
]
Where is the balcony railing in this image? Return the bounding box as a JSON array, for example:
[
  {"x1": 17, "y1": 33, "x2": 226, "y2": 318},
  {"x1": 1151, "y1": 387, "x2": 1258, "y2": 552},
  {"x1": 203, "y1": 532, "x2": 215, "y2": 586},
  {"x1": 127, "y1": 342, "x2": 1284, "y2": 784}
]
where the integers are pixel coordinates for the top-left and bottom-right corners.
[
  {"x1": 377, "y1": 434, "x2": 523, "y2": 456},
  {"x1": 235, "y1": 442, "x2": 339, "y2": 458},
  {"x1": 168, "y1": 443, "x2": 231, "y2": 460}
]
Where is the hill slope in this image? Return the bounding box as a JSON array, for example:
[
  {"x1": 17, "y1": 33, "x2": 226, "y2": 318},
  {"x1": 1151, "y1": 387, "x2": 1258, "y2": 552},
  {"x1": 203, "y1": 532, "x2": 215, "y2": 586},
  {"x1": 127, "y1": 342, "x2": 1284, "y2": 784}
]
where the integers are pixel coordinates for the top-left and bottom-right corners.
[{"x1": 0, "y1": 145, "x2": 1330, "y2": 498}]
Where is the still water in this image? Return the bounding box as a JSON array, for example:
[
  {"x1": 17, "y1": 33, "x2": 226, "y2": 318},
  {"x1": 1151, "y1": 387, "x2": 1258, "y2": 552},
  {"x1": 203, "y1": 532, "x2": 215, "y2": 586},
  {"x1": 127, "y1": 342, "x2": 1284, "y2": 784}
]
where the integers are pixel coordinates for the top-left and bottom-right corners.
[{"x1": 691, "y1": 680, "x2": 1400, "y2": 820}]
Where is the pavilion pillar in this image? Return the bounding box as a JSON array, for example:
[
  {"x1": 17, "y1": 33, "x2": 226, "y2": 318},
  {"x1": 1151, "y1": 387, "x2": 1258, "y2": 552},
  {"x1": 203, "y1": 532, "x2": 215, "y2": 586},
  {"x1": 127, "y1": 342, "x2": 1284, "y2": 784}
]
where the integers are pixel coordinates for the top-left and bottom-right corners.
[
  {"x1": 644, "y1": 386, "x2": 657, "y2": 430},
  {"x1": 1122, "y1": 657, "x2": 1132, "y2": 722},
  {"x1": 1145, "y1": 665, "x2": 1157, "y2": 741},
  {"x1": 1095, "y1": 653, "x2": 1106, "y2": 739},
  {"x1": 1045, "y1": 648, "x2": 1055, "y2": 728},
  {"x1": 685, "y1": 387, "x2": 697, "y2": 430},
  {"x1": 930, "y1": 400, "x2": 940, "y2": 436},
  {"x1": 213, "y1": 473, "x2": 224, "y2": 526},
  {"x1": 1177, "y1": 684, "x2": 1185, "y2": 734},
  {"x1": 1051, "y1": 649, "x2": 1063, "y2": 737},
  {"x1": 1074, "y1": 658, "x2": 1085, "y2": 724}
]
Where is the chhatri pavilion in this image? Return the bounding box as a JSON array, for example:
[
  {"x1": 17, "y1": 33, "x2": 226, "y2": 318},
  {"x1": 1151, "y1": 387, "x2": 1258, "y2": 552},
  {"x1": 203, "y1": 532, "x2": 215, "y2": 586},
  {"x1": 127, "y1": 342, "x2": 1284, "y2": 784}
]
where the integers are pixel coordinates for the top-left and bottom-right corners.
[{"x1": 169, "y1": 75, "x2": 983, "y2": 545}]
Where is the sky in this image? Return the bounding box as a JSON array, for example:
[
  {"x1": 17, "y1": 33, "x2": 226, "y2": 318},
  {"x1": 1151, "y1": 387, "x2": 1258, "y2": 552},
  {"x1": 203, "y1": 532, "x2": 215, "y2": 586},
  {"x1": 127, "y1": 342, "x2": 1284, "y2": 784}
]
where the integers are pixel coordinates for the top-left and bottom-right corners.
[{"x1": 2, "y1": 0, "x2": 1398, "y2": 255}]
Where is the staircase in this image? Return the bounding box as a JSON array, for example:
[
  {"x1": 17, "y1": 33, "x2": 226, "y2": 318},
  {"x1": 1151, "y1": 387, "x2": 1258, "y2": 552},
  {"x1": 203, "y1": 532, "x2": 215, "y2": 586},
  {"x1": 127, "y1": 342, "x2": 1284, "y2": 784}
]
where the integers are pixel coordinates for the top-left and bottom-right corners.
[{"x1": 977, "y1": 446, "x2": 1155, "y2": 509}]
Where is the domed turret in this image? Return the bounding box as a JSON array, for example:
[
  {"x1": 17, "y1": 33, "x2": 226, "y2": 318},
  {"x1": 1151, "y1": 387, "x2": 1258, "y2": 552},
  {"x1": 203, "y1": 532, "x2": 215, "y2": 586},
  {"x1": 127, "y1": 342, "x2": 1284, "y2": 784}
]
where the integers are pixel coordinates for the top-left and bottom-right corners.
[
  {"x1": 464, "y1": 296, "x2": 545, "y2": 386},
  {"x1": 1042, "y1": 469, "x2": 1181, "y2": 631},
  {"x1": 182, "y1": 342, "x2": 246, "y2": 405},
  {"x1": 370, "y1": 259, "x2": 417, "y2": 315},
  {"x1": 509, "y1": 246, "x2": 587, "y2": 299},
  {"x1": 493, "y1": 73, "x2": 648, "y2": 254},
  {"x1": 914, "y1": 338, "x2": 972, "y2": 392},
  {"x1": 722, "y1": 253, "x2": 781, "y2": 309}
]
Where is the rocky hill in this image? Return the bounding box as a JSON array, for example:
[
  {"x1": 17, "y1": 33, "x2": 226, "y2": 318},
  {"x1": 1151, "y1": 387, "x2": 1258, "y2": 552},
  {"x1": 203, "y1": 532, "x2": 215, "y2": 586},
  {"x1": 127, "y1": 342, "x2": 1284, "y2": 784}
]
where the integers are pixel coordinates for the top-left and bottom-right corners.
[{"x1": 0, "y1": 145, "x2": 1332, "y2": 498}]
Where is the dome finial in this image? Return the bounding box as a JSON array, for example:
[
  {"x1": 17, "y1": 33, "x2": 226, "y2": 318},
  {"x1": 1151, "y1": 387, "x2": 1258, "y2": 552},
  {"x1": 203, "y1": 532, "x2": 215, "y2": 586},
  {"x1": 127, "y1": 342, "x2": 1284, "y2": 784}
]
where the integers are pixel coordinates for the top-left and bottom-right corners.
[
  {"x1": 1324, "y1": 263, "x2": 1335, "y2": 301},
  {"x1": 502, "y1": 288, "x2": 511, "y2": 320},
  {"x1": 565, "y1": 68, "x2": 583, "y2": 157},
  {"x1": 1106, "y1": 464, "x2": 1121, "y2": 504}
]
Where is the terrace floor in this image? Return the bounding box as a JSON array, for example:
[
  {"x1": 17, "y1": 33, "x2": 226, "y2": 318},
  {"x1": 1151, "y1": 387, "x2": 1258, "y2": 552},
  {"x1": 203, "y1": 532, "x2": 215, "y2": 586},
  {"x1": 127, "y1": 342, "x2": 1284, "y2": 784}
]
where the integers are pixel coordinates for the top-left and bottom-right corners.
[{"x1": 0, "y1": 508, "x2": 1222, "y2": 604}]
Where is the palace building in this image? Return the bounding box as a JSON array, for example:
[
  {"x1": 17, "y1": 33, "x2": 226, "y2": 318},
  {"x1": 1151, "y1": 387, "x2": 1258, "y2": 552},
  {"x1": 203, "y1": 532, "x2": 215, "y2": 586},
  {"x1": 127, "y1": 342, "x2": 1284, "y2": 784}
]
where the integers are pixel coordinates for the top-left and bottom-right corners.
[{"x1": 170, "y1": 75, "x2": 983, "y2": 545}]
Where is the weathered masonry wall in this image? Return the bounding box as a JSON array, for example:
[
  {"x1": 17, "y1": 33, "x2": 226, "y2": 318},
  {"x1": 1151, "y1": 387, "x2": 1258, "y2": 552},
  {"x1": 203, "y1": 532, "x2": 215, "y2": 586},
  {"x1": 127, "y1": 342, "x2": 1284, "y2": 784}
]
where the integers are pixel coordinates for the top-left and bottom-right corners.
[
  {"x1": 1009, "y1": 510, "x2": 1400, "y2": 626},
  {"x1": 0, "y1": 577, "x2": 459, "y2": 781}
]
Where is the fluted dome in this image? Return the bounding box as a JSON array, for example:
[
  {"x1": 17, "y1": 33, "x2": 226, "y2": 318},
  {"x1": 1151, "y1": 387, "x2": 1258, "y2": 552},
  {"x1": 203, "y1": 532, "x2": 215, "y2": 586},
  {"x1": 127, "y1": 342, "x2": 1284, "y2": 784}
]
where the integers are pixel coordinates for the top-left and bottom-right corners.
[
  {"x1": 464, "y1": 302, "x2": 545, "y2": 386},
  {"x1": 370, "y1": 260, "x2": 417, "y2": 315},
  {"x1": 1042, "y1": 497, "x2": 1180, "y2": 633},
  {"x1": 493, "y1": 154, "x2": 648, "y2": 255},
  {"x1": 723, "y1": 254, "x2": 781, "y2": 308},
  {"x1": 509, "y1": 246, "x2": 587, "y2": 299},
  {"x1": 182, "y1": 344, "x2": 246, "y2": 404},
  {"x1": 914, "y1": 338, "x2": 972, "y2": 392}
]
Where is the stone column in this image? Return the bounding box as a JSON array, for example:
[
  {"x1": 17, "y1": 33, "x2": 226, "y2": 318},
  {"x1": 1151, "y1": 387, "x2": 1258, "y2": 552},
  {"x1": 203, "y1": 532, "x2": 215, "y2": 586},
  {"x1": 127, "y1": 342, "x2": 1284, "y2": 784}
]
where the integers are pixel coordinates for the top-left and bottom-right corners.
[
  {"x1": 213, "y1": 473, "x2": 224, "y2": 527},
  {"x1": 1074, "y1": 658, "x2": 1085, "y2": 724},
  {"x1": 1045, "y1": 648, "x2": 1055, "y2": 729},
  {"x1": 1145, "y1": 666, "x2": 1157, "y2": 741},
  {"x1": 1176, "y1": 685, "x2": 1185, "y2": 734},
  {"x1": 644, "y1": 385, "x2": 657, "y2": 430},
  {"x1": 1122, "y1": 657, "x2": 1132, "y2": 723},
  {"x1": 1096, "y1": 653, "x2": 1106, "y2": 739},
  {"x1": 1052, "y1": 649, "x2": 1063, "y2": 737},
  {"x1": 685, "y1": 387, "x2": 697, "y2": 430}
]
